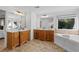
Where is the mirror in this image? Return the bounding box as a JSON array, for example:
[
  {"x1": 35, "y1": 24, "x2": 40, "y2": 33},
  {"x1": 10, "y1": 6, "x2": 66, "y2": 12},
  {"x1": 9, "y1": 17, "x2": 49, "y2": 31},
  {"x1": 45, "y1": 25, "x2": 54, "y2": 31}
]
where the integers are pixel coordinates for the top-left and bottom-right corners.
[
  {"x1": 40, "y1": 17, "x2": 53, "y2": 29},
  {"x1": 7, "y1": 12, "x2": 26, "y2": 30}
]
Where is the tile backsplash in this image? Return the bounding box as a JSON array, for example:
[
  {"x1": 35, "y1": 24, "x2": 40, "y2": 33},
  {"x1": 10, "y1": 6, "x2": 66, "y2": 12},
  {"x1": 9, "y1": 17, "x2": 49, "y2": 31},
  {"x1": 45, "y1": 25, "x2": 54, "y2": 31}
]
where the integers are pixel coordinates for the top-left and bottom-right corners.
[{"x1": 55, "y1": 29, "x2": 79, "y2": 35}]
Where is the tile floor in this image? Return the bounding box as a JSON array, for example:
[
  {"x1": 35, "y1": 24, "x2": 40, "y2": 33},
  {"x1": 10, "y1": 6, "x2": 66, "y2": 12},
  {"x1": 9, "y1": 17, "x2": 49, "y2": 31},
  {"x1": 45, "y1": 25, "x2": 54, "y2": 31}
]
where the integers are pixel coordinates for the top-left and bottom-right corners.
[{"x1": 2, "y1": 39, "x2": 64, "y2": 52}]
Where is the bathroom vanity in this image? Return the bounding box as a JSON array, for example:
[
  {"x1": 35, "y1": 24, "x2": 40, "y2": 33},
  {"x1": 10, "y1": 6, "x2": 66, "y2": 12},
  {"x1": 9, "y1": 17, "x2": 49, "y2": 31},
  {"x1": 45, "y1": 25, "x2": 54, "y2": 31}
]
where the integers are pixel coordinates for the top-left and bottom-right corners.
[
  {"x1": 34, "y1": 29, "x2": 54, "y2": 42},
  {"x1": 7, "y1": 30, "x2": 30, "y2": 49}
]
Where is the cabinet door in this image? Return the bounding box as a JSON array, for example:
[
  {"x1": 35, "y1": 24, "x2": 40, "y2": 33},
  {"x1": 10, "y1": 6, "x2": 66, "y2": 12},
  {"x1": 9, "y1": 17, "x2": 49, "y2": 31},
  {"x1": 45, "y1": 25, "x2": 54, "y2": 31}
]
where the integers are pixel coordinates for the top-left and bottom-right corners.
[
  {"x1": 7, "y1": 32, "x2": 13, "y2": 49},
  {"x1": 46, "y1": 31, "x2": 54, "y2": 42},
  {"x1": 24, "y1": 31, "x2": 28, "y2": 42},
  {"x1": 46, "y1": 31, "x2": 50, "y2": 41},
  {"x1": 24, "y1": 31, "x2": 30, "y2": 41},
  {"x1": 49, "y1": 31, "x2": 54, "y2": 42},
  {"x1": 7, "y1": 32, "x2": 19, "y2": 49},
  {"x1": 20, "y1": 32, "x2": 25, "y2": 45},
  {"x1": 34, "y1": 30, "x2": 38, "y2": 39},
  {"x1": 20, "y1": 31, "x2": 29, "y2": 45},
  {"x1": 28, "y1": 31, "x2": 30, "y2": 41},
  {"x1": 39, "y1": 30, "x2": 46, "y2": 41},
  {"x1": 14, "y1": 32, "x2": 19, "y2": 47},
  {"x1": 34, "y1": 30, "x2": 40, "y2": 39}
]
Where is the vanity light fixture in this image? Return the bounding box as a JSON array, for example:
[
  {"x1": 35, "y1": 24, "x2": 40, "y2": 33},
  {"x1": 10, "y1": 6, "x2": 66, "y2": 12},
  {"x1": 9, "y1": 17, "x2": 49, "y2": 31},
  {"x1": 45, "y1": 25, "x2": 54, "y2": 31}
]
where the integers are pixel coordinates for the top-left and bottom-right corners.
[
  {"x1": 41, "y1": 14, "x2": 49, "y2": 18},
  {"x1": 15, "y1": 11, "x2": 23, "y2": 16},
  {"x1": 35, "y1": 6, "x2": 40, "y2": 8}
]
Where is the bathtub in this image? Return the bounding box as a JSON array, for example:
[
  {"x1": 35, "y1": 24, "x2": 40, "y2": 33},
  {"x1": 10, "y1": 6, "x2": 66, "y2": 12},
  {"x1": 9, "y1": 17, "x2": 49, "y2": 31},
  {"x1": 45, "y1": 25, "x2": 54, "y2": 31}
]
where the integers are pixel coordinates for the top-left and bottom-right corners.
[
  {"x1": 55, "y1": 33, "x2": 79, "y2": 52},
  {"x1": 56, "y1": 34, "x2": 79, "y2": 42}
]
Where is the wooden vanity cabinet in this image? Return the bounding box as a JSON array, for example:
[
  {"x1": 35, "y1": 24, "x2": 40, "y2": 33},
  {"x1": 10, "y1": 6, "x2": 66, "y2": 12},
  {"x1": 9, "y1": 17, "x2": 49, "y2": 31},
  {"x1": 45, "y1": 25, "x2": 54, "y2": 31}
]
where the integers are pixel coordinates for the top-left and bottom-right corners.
[
  {"x1": 19, "y1": 31, "x2": 30, "y2": 45},
  {"x1": 34, "y1": 30, "x2": 54, "y2": 42},
  {"x1": 7, "y1": 32, "x2": 19, "y2": 49},
  {"x1": 7, "y1": 30, "x2": 30, "y2": 49}
]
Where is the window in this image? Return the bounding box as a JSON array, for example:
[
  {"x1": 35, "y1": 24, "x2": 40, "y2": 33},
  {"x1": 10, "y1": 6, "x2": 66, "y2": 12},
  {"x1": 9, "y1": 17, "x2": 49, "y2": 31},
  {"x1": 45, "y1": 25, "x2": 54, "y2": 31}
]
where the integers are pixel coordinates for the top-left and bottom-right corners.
[{"x1": 58, "y1": 18, "x2": 75, "y2": 29}]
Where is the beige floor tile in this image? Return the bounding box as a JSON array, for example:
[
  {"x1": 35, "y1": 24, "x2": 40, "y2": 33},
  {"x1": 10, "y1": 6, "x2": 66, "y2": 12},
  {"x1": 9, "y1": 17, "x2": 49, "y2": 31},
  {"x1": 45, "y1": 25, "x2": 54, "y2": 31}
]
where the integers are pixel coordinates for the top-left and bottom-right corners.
[{"x1": 2, "y1": 39, "x2": 64, "y2": 52}]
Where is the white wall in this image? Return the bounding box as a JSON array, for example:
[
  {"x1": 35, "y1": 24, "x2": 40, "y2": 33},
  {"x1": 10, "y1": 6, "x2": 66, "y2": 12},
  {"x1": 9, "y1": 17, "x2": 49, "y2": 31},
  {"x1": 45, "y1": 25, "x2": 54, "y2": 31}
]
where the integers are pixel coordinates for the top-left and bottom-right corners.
[
  {"x1": 30, "y1": 12, "x2": 37, "y2": 40},
  {"x1": 73, "y1": 16, "x2": 79, "y2": 29},
  {"x1": 75, "y1": 15, "x2": 79, "y2": 29},
  {"x1": 36, "y1": 15, "x2": 40, "y2": 28},
  {"x1": 25, "y1": 12, "x2": 31, "y2": 29},
  {"x1": 53, "y1": 16, "x2": 58, "y2": 29}
]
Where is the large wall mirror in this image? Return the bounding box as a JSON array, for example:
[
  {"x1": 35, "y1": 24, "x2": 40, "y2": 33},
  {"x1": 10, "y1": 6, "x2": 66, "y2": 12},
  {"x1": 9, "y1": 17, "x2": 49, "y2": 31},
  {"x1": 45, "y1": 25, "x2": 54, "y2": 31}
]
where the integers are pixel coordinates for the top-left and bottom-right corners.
[
  {"x1": 40, "y1": 17, "x2": 54, "y2": 29},
  {"x1": 6, "y1": 12, "x2": 26, "y2": 30}
]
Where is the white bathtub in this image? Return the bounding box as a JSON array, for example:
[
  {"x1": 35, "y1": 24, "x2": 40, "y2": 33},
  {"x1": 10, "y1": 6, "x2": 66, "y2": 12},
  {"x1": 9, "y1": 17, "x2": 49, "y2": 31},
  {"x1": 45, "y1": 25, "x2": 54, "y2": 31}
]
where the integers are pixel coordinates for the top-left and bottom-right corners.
[
  {"x1": 56, "y1": 34, "x2": 79, "y2": 43},
  {"x1": 55, "y1": 34, "x2": 79, "y2": 52}
]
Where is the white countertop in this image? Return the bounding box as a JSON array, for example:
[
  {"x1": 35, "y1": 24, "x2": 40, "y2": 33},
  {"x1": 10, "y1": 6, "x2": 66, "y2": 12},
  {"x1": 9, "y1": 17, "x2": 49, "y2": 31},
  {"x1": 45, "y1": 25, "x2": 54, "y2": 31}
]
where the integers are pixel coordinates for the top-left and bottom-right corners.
[
  {"x1": 6, "y1": 29, "x2": 30, "y2": 32},
  {"x1": 19, "y1": 29, "x2": 30, "y2": 31},
  {"x1": 34, "y1": 28, "x2": 54, "y2": 30},
  {"x1": 7, "y1": 28, "x2": 54, "y2": 32}
]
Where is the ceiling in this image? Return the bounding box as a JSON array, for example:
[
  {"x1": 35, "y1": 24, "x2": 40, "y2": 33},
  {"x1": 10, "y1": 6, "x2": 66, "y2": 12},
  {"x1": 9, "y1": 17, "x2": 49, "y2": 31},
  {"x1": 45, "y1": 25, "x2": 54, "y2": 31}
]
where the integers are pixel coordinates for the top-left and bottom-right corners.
[{"x1": 0, "y1": 6, "x2": 79, "y2": 15}]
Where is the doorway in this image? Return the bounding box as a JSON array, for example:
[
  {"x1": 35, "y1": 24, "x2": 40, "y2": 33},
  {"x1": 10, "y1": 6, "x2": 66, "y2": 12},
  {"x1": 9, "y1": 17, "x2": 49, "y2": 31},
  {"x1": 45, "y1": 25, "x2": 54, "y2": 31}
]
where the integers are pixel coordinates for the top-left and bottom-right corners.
[{"x1": 0, "y1": 10, "x2": 6, "y2": 51}]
